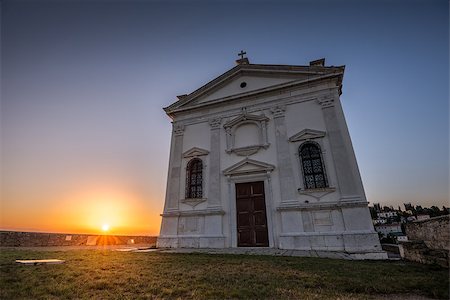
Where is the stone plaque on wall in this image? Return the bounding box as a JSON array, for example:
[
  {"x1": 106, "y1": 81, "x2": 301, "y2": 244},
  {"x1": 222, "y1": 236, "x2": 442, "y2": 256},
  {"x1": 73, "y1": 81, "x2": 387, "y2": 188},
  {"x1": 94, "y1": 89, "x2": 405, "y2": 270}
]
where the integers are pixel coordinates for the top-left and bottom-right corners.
[
  {"x1": 179, "y1": 217, "x2": 199, "y2": 233},
  {"x1": 313, "y1": 211, "x2": 333, "y2": 226}
]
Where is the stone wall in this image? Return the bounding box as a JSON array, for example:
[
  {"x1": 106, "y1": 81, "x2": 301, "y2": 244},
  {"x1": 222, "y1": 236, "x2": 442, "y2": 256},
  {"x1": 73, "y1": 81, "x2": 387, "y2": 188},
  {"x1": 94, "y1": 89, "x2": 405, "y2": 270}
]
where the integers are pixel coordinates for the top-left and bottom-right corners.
[
  {"x1": 405, "y1": 215, "x2": 449, "y2": 250},
  {"x1": 400, "y1": 215, "x2": 449, "y2": 268},
  {"x1": 381, "y1": 244, "x2": 400, "y2": 254},
  {"x1": 0, "y1": 231, "x2": 157, "y2": 247}
]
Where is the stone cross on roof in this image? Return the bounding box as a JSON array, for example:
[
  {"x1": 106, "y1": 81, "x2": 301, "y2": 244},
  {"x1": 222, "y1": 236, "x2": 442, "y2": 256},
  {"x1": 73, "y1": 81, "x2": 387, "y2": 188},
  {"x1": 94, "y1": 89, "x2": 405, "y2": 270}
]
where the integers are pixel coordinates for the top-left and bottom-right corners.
[
  {"x1": 238, "y1": 50, "x2": 247, "y2": 59},
  {"x1": 236, "y1": 50, "x2": 249, "y2": 65}
]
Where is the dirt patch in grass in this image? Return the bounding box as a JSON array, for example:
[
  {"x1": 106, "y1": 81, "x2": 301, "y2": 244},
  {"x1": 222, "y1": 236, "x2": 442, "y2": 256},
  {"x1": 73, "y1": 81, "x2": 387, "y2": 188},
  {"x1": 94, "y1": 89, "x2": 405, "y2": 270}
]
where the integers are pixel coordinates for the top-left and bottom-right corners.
[{"x1": 0, "y1": 249, "x2": 448, "y2": 299}]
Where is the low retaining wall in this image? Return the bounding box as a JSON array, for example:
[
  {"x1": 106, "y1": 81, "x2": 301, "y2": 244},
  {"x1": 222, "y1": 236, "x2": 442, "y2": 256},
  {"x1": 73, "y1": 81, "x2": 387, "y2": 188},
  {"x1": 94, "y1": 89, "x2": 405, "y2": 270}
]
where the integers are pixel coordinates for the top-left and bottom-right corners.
[
  {"x1": 381, "y1": 244, "x2": 400, "y2": 254},
  {"x1": 400, "y1": 215, "x2": 449, "y2": 268},
  {"x1": 405, "y1": 215, "x2": 449, "y2": 250},
  {"x1": 0, "y1": 231, "x2": 157, "y2": 247}
]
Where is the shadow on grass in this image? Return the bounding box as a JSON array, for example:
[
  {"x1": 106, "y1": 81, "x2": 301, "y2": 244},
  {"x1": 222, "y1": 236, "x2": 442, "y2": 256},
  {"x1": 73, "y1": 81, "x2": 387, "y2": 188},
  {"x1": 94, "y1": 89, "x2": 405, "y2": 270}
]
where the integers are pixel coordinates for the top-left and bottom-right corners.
[{"x1": 0, "y1": 249, "x2": 448, "y2": 299}]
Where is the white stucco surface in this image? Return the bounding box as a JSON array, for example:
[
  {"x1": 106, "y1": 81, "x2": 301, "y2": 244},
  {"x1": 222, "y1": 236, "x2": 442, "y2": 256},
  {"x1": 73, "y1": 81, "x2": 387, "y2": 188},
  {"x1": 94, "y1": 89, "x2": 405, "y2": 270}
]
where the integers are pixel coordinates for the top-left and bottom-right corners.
[{"x1": 158, "y1": 59, "x2": 386, "y2": 259}]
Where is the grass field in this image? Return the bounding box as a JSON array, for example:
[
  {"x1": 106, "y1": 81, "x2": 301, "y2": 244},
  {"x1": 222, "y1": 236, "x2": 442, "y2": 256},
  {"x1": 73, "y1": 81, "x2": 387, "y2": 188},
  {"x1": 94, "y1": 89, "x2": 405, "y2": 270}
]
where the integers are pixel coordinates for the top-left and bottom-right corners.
[{"x1": 0, "y1": 249, "x2": 448, "y2": 299}]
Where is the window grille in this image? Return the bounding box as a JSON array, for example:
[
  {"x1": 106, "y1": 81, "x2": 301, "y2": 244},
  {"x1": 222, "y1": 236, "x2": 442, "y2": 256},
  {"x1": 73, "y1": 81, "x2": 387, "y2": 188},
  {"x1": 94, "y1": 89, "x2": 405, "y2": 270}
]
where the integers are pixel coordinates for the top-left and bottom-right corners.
[
  {"x1": 186, "y1": 158, "x2": 203, "y2": 198},
  {"x1": 299, "y1": 143, "x2": 328, "y2": 189}
]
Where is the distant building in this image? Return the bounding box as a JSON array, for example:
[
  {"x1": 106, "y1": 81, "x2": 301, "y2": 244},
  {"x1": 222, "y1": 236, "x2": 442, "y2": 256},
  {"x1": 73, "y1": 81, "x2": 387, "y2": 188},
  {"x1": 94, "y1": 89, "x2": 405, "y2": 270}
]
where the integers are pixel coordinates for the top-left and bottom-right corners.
[
  {"x1": 406, "y1": 215, "x2": 417, "y2": 222},
  {"x1": 417, "y1": 215, "x2": 430, "y2": 221},
  {"x1": 374, "y1": 224, "x2": 402, "y2": 236},
  {"x1": 373, "y1": 219, "x2": 387, "y2": 225},
  {"x1": 396, "y1": 235, "x2": 408, "y2": 242},
  {"x1": 387, "y1": 232, "x2": 408, "y2": 243},
  {"x1": 377, "y1": 211, "x2": 397, "y2": 218}
]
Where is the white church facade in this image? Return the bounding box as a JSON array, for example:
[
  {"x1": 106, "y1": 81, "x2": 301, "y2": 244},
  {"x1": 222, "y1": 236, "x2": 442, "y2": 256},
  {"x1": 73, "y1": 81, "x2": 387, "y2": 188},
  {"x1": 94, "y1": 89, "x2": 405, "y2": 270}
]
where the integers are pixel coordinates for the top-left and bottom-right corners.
[{"x1": 157, "y1": 55, "x2": 385, "y2": 258}]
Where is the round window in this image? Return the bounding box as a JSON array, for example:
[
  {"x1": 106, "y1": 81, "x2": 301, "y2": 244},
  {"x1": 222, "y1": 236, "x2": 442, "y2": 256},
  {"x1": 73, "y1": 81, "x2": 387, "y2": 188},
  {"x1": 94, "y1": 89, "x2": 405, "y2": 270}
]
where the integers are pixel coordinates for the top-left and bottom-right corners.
[{"x1": 240, "y1": 82, "x2": 247, "y2": 88}]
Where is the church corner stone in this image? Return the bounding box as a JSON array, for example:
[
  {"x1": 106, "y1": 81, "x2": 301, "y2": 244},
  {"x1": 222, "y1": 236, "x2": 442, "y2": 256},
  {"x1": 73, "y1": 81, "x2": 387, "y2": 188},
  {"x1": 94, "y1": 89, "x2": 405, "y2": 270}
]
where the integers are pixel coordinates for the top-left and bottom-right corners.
[{"x1": 157, "y1": 58, "x2": 386, "y2": 259}]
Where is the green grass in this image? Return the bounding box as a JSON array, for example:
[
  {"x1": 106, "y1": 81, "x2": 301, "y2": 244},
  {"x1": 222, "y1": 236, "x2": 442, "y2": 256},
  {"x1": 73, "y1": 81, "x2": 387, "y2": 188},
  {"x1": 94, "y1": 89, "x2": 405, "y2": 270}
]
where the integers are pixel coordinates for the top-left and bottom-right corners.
[{"x1": 0, "y1": 249, "x2": 448, "y2": 299}]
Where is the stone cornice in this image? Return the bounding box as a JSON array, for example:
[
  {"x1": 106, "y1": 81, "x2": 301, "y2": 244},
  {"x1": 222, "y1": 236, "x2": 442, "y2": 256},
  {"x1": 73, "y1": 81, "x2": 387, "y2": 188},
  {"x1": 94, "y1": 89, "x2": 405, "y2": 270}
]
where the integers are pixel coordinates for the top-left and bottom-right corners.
[
  {"x1": 164, "y1": 64, "x2": 344, "y2": 114},
  {"x1": 165, "y1": 72, "x2": 343, "y2": 117},
  {"x1": 166, "y1": 85, "x2": 341, "y2": 126},
  {"x1": 161, "y1": 208, "x2": 225, "y2": 217},
  {"x1": 277, "y1": 200, "x2": 369, "y2": 211},
  {"x1": 168, "y1": 92, "x2": 319, "y2": 125}
]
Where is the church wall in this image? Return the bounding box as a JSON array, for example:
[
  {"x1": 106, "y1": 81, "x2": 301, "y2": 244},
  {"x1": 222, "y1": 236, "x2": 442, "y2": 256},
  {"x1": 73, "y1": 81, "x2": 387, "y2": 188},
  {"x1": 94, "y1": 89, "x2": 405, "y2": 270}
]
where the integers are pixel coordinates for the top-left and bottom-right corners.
[
  {"x1": 285, "y1": 100, "x2": 326, "y2": 137},
  {"x1": 284, "y1": 99, "x2": 341, "y2": 205},
  {"x1": 210, "y1": 91, "x2": 352, "y2": 248},
  {"x1": 175, "y1": 89, "x2": 363, "y2": 247},
  {"x1": 262, "y1": 107, "x2": 283, "y2": 206},
  {"x1": 179, "y1": 122, "x2": 210, "y2": 211},
  {"x1": 218, "y1": 105, "x2": 281, "y2": 247},
  {"x1": 158, "y1": 64, "x2": 385, "y2": 257},
  {"x1": 182, "y1": 122, "x2": 210, "y2": 152},
  {"x1": 265, "y1": 91, "x2": 378, "y2": 252},
  {"x1": 332, "y1": 98, "x2": 367, "y2": 199}
]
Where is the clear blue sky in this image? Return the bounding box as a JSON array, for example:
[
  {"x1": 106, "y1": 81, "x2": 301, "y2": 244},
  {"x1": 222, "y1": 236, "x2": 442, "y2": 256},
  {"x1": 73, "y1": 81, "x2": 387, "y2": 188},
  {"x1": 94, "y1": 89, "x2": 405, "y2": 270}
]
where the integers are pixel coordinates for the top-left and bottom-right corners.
[{"x1": 1, "y1": 0, "x2": 448, "y2": 234}]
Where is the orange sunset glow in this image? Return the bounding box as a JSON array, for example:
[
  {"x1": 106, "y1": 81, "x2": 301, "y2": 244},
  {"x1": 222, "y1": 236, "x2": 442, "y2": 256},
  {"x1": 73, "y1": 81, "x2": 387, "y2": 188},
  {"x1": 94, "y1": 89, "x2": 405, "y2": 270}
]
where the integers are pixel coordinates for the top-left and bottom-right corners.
[{"x1": 1, "y1": 184, "x2": 163, "y2": 236}]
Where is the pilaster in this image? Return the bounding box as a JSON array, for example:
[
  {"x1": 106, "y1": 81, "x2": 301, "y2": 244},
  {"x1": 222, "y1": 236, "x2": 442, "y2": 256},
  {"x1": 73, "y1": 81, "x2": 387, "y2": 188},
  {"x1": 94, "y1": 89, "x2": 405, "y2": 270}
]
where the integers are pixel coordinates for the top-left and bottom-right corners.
[
  {"x1": 165, "y1": 123, "x2": 184, "y2": 210},
  {"x1": 317, "y1": 90, "x2": 365, "y2": 201},
  {"x1": 270, "y1": 105, "x2": 296, "y2": 203},
  {"x1": 208, "y1": 117, "x2": 222, "y2": 207}
]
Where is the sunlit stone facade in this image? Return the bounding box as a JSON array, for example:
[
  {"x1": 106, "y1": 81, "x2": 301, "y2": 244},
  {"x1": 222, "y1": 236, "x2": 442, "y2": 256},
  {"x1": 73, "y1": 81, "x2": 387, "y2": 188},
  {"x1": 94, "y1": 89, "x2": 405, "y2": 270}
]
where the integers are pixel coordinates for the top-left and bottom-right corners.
[{"x1": 157, "y1": 57, "x2": 386, "y2": 259}]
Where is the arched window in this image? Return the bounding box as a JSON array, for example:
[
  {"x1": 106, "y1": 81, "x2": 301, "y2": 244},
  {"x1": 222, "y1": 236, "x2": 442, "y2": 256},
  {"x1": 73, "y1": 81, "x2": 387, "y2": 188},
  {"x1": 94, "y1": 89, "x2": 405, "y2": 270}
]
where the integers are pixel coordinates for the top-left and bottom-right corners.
[
  {"x1": 186, "y1": 158, "x2": 203, "y2": 198},
  {"x1": 299, "y1": 142, "x2": 328, "y2": 189}
]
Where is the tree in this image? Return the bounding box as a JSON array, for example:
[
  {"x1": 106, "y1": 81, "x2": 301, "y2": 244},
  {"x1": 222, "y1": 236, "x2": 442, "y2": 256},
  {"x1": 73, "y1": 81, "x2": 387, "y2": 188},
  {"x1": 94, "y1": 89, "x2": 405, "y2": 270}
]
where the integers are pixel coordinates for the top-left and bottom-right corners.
[{"x1": 369, "y1": 206, "x2": 377, "y2": 219}]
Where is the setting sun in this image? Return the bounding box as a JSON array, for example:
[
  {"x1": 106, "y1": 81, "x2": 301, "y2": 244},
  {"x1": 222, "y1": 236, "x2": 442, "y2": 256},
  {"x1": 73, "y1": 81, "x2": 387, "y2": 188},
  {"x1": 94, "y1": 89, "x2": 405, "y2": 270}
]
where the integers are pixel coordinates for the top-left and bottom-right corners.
[{"x1": 101, "y1": 224, "x2": 110, "y2": 232}]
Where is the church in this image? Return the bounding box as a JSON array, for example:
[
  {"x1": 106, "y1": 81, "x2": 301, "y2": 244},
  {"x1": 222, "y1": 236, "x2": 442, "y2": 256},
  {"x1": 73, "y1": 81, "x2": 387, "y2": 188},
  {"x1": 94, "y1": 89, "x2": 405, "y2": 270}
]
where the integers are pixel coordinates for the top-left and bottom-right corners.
[{"x1": 157, "y1": 54, "x2": 385, "y2": 259}]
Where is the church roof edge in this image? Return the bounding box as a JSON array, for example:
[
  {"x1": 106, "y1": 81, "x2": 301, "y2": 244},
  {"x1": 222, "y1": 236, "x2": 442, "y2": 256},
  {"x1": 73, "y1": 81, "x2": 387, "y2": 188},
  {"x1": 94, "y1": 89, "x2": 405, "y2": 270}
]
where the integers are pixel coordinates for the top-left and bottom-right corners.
[{"x1": 163, "y1": 62, "x2": 345, "y2": 116}]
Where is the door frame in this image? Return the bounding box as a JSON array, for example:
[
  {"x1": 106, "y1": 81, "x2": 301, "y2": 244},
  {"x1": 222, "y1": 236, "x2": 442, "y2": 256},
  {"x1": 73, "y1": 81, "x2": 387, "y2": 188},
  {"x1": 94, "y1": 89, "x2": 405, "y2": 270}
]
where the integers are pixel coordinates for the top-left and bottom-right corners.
[{"x1": 226, "y1": 173, "x2": 276, "y2": 248}]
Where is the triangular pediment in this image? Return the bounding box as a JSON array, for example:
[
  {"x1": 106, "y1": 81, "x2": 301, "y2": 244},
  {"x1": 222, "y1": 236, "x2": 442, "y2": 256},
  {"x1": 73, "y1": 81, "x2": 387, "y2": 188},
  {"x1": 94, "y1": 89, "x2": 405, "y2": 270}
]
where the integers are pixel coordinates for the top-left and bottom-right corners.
[
  {"x1": 190, "y1": 73, "x2": 299, "y2": 106},
  {"x1": 289, "y1": 129, "x2": 326, "y2": 142},
  {"x1": 223, "y1": 158, "x2": 275, "y2": 176},
  {"x1": 183, "y1": 147, "x2": 209, "y2": 158},
  {"x1": 164, "y1": 63, "x2": 345, "y2": 116}
]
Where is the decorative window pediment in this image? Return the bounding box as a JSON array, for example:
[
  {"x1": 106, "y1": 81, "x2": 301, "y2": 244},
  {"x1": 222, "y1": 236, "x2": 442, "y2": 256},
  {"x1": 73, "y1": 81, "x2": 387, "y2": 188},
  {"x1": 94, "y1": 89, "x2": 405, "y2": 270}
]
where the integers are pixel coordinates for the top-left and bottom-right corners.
[
  {"x1": 223, "y1": 158, "x2": 275, "y2": 177},
  {"x1": 183, "y1": 147, "x2": 209, "y2": 158},
  {"x1": 289, "y1": 129, "x2": 325, "y2": 142},
  {"x1": 224, "y1": 111, "x2": 269, "y2": 156}
]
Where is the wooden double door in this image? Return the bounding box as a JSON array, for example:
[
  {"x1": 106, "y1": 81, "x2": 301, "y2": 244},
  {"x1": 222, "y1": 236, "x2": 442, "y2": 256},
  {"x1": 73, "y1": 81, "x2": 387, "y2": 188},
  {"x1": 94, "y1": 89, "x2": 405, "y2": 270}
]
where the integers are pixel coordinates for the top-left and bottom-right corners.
[{"x1": 235, "y1": 181, "x2": 269, "y2": 247}]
